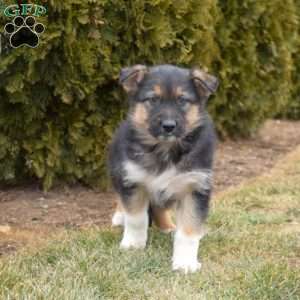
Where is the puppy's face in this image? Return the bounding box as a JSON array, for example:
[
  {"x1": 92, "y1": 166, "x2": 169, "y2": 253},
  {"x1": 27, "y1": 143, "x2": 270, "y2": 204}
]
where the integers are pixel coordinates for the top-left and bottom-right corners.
[{"x1": 119, "y1": 65, "x2": 218, "y2": 143}]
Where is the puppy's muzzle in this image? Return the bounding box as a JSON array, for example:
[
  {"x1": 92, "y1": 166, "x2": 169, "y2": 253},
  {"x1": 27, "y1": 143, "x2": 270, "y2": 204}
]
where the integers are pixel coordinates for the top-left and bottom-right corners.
[{"x1": 161, "y1": 119, "x2": 177, "y2": 134}]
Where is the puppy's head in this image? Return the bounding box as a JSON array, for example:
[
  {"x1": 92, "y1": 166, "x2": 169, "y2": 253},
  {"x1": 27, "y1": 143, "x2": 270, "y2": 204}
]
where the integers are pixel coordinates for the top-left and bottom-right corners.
[{"x1": 119, "y1": 64, "x2": 218, "y2": 144}]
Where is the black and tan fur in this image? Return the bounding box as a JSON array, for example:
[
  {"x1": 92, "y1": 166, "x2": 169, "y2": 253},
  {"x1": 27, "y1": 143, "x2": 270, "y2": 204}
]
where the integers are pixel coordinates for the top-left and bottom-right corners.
[{"x1": 108, "y1": 64, "x2": 218, "y2": 273}]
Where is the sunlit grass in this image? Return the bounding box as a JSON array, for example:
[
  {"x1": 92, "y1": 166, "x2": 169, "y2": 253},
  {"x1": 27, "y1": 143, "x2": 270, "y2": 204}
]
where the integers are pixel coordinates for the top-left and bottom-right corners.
[{"x1": 1, "y1": 148, "x2": 300, "y2": 299}]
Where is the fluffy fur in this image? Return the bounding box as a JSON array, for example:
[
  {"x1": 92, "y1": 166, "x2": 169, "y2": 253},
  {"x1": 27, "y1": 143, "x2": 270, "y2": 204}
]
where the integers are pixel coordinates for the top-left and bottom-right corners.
[{"x1": 108, "y1": 64, "x2": 218, "y2": 273}]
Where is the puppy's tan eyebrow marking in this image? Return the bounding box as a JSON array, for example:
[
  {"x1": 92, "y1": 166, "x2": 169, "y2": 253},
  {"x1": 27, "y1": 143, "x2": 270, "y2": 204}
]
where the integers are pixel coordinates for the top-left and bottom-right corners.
[{"x1": 174, "y1": 86, "x2": 193, "y2": 100}]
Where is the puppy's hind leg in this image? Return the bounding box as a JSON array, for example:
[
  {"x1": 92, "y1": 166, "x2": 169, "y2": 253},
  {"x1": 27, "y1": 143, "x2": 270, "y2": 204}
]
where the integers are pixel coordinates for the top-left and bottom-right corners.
[
  {"x1": 120, "y1": 188, "x2": 149, "y2": 249},
  {"x1": 151, "y1": 206, "x2": 176, "y2": 233},
  {"x1": 112, "y1": 199, "x2": 125, "y2": 227}
]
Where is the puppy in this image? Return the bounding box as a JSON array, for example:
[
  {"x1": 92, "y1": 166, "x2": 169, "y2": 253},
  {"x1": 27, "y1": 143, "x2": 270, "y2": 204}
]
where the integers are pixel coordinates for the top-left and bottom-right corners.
[{"x1": 108, "y1": 64, "x2": 218, "y2": 273}]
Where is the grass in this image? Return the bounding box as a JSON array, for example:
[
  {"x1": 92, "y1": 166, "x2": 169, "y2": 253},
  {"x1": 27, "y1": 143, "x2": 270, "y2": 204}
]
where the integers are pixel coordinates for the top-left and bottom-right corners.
[{"x1": 1, "y1": 148, "x2": 300, "y2": 299}]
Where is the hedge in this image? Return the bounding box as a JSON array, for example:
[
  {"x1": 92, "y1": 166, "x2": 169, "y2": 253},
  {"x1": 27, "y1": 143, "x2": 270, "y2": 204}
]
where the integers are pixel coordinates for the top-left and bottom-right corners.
[
  {"x1": 213, "y1": 0, "x2": 298, "y2": 136},
  {"x1": 281, "y1": 57, "x2": 300, "y2": 120},
  {"x1": 0, "y1": 0, "x2": 299, "y2": 189},
  {"x1": 279, "y1": 0, "x2": 300, "y2": 120}
]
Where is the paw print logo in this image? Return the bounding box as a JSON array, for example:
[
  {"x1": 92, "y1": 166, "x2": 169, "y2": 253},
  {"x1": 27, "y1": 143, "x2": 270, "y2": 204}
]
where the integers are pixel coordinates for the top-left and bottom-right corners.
[{"x1": 4, "y1": 16, "x2": 45, "y2": 48}]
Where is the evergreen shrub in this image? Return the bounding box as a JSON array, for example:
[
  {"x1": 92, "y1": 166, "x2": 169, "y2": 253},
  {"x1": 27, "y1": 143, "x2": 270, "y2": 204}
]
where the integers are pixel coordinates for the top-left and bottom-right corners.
[{"x1": 0, "y1": 0, "x2": 298, "y2": 188}]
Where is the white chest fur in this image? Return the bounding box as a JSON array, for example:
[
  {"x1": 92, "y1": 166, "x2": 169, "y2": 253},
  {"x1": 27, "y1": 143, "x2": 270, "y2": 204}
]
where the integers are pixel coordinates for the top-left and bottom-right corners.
[{"x1": 123, "y1": 160, "x2": 212, "y2": 205}]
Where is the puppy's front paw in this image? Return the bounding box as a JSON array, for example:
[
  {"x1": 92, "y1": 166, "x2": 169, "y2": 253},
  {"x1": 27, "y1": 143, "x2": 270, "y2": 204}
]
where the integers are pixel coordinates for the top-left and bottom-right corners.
[
  {"x1": 172, "y1": 229, "x2": 203, "y2": 273},
  {"x1": 172, "y1": 259, "x2": 202, "y2": 274},
  {"x1": 120, "y1": 235, "x2": 146, "y2": 249}
]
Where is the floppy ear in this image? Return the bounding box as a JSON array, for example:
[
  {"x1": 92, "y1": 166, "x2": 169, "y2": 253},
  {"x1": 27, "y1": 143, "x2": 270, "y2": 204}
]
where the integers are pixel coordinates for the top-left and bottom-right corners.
[
  {"x1": 119, "y1": 65, "x2": 148, "y2": 94},
  {"x1": 191, "y1": 68, "x2": 219, "y2": 99}
]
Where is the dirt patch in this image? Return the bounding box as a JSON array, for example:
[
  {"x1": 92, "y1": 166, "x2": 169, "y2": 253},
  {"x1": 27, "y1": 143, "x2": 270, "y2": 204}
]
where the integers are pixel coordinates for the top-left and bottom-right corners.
[
  {"x1": 0, "y1": 120, "x2": 300, "y2": 254},
  {"x1": 214, "y1": 120, "x2": 300, "y2": 192}
]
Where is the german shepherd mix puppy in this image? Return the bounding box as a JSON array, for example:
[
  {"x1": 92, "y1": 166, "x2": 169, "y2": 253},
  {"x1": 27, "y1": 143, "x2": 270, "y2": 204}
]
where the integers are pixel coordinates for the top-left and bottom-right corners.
[{"x1": 108, "y1": 64, "x2": 218, "y2": 273}]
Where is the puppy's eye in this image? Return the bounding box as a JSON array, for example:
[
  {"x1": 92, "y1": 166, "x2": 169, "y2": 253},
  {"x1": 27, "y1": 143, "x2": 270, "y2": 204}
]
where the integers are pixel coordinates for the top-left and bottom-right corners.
[
  {"x1": 178, "y1": 96, "x2": 185, "y2": 103},
  {"x1": 143, "y1": 96, "x2": 158, "y2": 103},
  {"x1": 177, "y1": 96, "x2": 190, "y2": 107}
]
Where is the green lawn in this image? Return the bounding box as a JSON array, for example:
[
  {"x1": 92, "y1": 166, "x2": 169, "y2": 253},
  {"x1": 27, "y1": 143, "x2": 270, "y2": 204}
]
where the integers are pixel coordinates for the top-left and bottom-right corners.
[{"x1": 1, "y1": 148, "x2": 300, "y2": 299}]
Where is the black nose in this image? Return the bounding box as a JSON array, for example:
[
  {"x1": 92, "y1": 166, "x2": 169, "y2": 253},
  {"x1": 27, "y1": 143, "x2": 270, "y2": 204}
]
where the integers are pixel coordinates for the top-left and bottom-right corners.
[{"x1": 162, "y1": 120, "x2": 177, "y2": 133}]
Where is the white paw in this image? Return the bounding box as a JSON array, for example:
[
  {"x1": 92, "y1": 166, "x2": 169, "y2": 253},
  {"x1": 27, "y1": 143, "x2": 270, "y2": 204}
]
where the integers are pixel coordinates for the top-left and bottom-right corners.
[
  {"x1": 172, "y1": 229, "x2": 202, "y2": 273},
  {"x1": 120, "y1": 210, "x2": 148, "y2": 250},
  {"x1": 172, "y1": 259, "x2": 202, "y2": 274},
  {"x1": 112, "y1": 211, "x2": 124, "y2": 227},
  {"x1": 120, "y1": 235, "x2": 146, "y2": 249}
]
